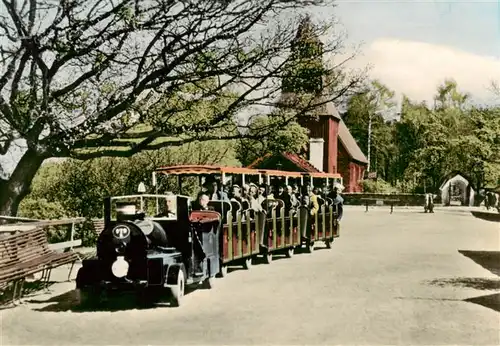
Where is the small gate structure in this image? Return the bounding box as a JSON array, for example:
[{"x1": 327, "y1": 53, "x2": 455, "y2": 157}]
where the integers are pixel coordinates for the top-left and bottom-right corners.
[{"x1": 439, "y1": 172, "x2": 476, "y2": 207}]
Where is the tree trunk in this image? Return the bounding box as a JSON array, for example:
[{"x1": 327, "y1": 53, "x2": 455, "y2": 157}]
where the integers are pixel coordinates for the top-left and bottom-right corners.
[{"x1": 0, "y1": 148, "x2": 46, "y2": 217}]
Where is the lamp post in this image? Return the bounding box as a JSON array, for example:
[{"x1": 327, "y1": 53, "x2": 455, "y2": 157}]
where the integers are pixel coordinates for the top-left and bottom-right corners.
[{"x1": 137, "y1": 182, "x2": 146, "y2": 211}]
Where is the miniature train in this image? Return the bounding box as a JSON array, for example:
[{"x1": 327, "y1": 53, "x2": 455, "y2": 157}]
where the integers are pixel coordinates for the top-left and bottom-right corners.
[{"x1": 75, "y1": 166, "x2": 344, "y2": 307}]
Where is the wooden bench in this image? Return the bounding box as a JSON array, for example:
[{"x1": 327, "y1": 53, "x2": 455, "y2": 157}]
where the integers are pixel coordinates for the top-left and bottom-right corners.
[
  {"x1": 360, "y1": 198, "x2": 400, "y2": 214},
  {"x1": 0, "y1": 227, "x2": 79, "y2": 305}
]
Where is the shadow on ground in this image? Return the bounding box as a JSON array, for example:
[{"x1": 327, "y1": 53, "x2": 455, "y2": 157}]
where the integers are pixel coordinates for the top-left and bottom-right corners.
[
  {"x1": 464, "y1": 293, "x2": 500, "y2": 313},
  {"x1": 458, "y1": 250, "x2": 500, "y2": 276},
  {"x1": 421, "y1": 250, "x2": 500, "y2": 313},
  {"x1": 425, "y1": 277, "x2": 500, "y2": 290},
  {"x1": 0, "y1": 280, "x2": 57, "y2": 309},
  {"x1": 27, "y1": 284, "x2": 201, "y2": 312},
  {"x1": 396, "y1": 293, "x2": 500, "y2": 313}
]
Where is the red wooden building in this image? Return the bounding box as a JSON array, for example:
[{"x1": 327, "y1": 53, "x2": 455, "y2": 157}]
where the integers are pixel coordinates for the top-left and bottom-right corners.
[
  {"x1": 247, "y1": 16, "x2": 368, "y2": 192},
  {"x1": 247, "y1": 99, "x2": 368, "y2": 192}
]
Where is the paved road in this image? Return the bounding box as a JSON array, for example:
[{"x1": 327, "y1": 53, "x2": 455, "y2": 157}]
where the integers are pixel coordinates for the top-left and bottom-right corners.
[{"x1": 2, "y1": 210, "x2": 499, "y2": 345}]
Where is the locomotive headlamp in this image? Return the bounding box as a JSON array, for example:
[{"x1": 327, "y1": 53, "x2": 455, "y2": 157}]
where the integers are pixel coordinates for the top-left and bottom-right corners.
[{"x1": 111, "y1": 256, "x2": 129, "y2": 278}]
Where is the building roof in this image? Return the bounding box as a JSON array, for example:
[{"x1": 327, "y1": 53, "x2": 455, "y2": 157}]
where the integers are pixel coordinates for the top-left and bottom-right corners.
[
  {"x1": 338, "y1": 119, "x2": 368, "y2": 164},
  {"x1": 247, "y1": 152, "x2": 321, "y2": 173}
]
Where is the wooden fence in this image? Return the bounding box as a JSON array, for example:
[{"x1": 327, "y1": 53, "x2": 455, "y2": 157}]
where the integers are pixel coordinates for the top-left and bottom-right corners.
[{"x1": 0, "y1": 216, "x2": 86, "y2": 251}]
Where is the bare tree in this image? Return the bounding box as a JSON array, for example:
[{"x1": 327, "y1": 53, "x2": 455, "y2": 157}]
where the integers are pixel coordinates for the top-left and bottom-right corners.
[{"x1": 0, "y1": 0, "x2": 359, "y2": 215}]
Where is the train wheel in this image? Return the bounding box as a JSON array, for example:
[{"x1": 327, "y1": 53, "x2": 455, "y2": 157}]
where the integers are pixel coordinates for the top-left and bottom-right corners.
[
  {"x1": 170, "y1": 270, "x2": 185, "y2": 307},
  {"x1": 243, "y1": 257, "x2": 253, "y2": 270},
  {"x1": 285, "y1": 247, "x2": 294, "y2": 258},
  {"x1": 264, "y1": 253, "x2": 273, "y2": 264}
]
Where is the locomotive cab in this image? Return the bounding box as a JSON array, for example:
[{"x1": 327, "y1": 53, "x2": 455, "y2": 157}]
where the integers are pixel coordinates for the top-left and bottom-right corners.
[{"x1": 76, "y1": 193, "x2": 221, "y2": 307}]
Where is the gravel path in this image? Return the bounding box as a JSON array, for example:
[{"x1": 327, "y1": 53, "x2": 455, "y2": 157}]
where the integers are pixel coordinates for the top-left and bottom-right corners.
[{"x1": 1, "y1": 210, "x2": 499, "y2": 345}]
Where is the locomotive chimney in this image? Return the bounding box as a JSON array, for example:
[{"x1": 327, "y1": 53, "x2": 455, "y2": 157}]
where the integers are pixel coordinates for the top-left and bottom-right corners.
[{"x1": 309, "y1": 138, "x2": 324, "y2": 171}]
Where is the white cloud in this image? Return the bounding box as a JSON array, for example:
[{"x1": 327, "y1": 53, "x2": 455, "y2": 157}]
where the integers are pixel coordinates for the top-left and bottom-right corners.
[{"x1": 343, "y1": 38, "x2": 500, "y2": 104}]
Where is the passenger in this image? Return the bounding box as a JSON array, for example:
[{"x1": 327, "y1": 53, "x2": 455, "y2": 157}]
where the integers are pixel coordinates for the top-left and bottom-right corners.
[
  {"x1": 206, "y1": 180, "x2": 230, "y2": 202},
  {"x1": 322, "y1": 185, "x2": 331, "y2": 204},
  {"x1": 192, "y1": 193, "x2": 211, "y2": 211},
  {"x1": 242, "y1": 184, "x2": 250, "y2": 201},
  {"x1": 258, "y1": 185, "x2": 266, "y2": 197},
  {"x1": 330, "y1": 184, "x2": 344, "y2": 222},
  {"x1": 266, "y1": 185, "x2": 275, "y2": 199},
  {"x1": 303, "y1": 185, "x2": 319, "y2": 216},
  {"x1": 256, "y1": 184, "x2": 266, "y2": 206},
  {"x1": 278, "y1": 185, "x2": 293, "y2": 213},
  {"x1": 313, "y1": 187, "x2": 325, "y2": 206},
  {"x1": 230, "y1": 184, "x2": 246, "y2": 204},
  {"x1": 276, "y1": 185, "x2": 285, "y2": 198},
  {"x1": 249, "y1": 183, "x2": 264, "y2": 212},
  {"x1": 287, "y1": 185, "x2": 299, "y2": 209}
]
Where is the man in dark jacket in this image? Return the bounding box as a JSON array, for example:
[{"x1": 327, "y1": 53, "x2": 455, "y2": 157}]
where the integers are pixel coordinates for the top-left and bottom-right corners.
[
  {"x1": 192, "y1": 193, "x2": 212, "y2": 211},
  {"x1": 206, "y1": 181, "x2": 230, "y2": 202},
  {"x1": 329, "y1": 184, "x2": 344, "y2": 222}
]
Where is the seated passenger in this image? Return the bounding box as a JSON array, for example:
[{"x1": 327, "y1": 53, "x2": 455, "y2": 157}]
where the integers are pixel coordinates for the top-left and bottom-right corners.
[
  {"x1": 313, "y1": 187, "x2": 325, "y2": 206},
  {"x1": 329, "y1": 184, "x2": 344, "y2": 222},
  {"x1": 192, "y1": 193, "x2": 212, "y2": 211},
  {"x1": 303, "y1": 185, "x2": 319, "y2": 216},
  {"x1": 256, "y1": 184, "x2": 266, "y2": 205},
  {"x1": 230, "y1": 184, "x2": 245, "y2": 203},
  {"x1": 266, "y1": 185, "x2": 275, "y2": 199},
  {"x1": 205, "y1": 180, "x2": 230, "y2": 202},
  {"x1": 287, "y1": 185, "x2": 299, "y2": 210},
  {"x1": 248, "y1": 183, "x2": 264, "y2": 213}
]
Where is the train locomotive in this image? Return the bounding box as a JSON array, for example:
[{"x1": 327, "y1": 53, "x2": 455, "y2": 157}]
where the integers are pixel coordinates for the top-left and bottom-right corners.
[{"x1": 76, "y1": 194, "x2": 221, "y2": 307}]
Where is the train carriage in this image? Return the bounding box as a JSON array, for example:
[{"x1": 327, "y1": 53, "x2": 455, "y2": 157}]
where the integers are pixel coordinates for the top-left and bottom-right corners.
[
  {"x1": 154, "y1": 166, "x2": 263, "y2": 275},
  {"x1": 258, "y1": 170, "x2": 304, "y2": 261},
  {"x1": 302, "y1": 172, "x2": 343, "y2": 251}
]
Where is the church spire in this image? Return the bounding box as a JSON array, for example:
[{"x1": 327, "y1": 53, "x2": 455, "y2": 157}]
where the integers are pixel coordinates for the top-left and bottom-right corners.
[{"x1": 282, "y1": 14, "x2": 325, "y2": 94}]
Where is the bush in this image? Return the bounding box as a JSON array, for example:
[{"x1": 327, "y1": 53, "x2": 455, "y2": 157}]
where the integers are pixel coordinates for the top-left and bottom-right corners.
[
  {"x1": 18, "y1": 198, "x2": 67, "y2": 220},
  {"x1": 17, "y1": 197, "x2": 97, "y2": 245},
  {"x1": 361, "y1": 179, "x2": 399, "y2": 193}
]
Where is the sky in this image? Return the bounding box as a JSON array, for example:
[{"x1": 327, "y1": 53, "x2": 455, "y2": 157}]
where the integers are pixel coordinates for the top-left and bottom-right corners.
[
  {"x1": 314, "y1": 0, "x2": 500, "y2": 105},
  {"x1": 1, "y1": 0, "x2": 500, "y2": 175}
]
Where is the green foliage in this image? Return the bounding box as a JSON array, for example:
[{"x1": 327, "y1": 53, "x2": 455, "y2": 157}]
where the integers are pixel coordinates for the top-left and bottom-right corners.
[
  {"x1": 282, "y1": 16, "x2": 326, "y2": 94},
  {"x1": 18, "y1": 198, "x2": 67, "y2": 220},
  {"x1": 236, "y1": 114, "x2": 309, "y2": 166},
  {"x1": 361, "y1": 179, "x2": 398, "y2": 193},
  {"x1": 25, "y1": 140, "x2": 238, "y2": 221},
  {"x1": 343, "y1": 80, "x2": 397, "y2": 182},
  {"x1": 344, "y1": 78, "x2": 500, "y2": 194},
  {"x1": 16, "y1": 197, "x2": 94, "y2": 245}
]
